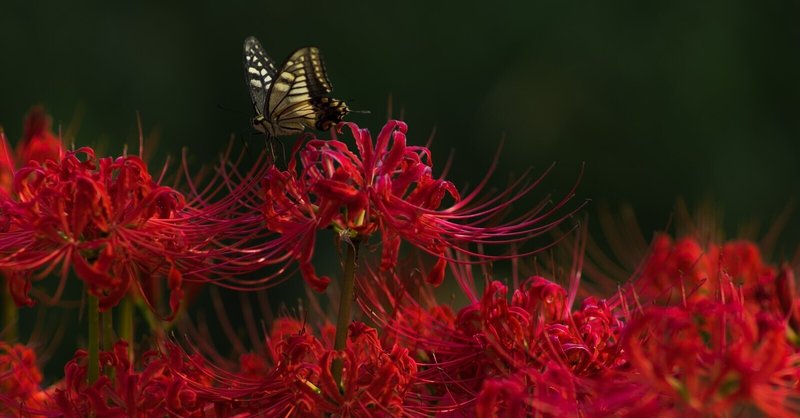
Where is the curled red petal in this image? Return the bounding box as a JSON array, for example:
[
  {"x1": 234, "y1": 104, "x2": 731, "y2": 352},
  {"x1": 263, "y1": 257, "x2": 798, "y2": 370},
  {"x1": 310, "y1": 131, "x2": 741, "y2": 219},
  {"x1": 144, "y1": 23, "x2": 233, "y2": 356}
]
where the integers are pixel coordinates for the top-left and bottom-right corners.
[
  {"x1": 71, "y1": 250, "x2": 118, "y2": 290},
  {"x1": 426, "y1": 257, "x2": 447, "y2": 286},
  {"x1": 300, "y1": 262, "x2": 331, "y2": 292},
  {"x1": 7, "y1": 272, "x2": 35, "y2": 307},
  {"x1": 166, "y1": 266, "x2": 184, "y2": 321}
]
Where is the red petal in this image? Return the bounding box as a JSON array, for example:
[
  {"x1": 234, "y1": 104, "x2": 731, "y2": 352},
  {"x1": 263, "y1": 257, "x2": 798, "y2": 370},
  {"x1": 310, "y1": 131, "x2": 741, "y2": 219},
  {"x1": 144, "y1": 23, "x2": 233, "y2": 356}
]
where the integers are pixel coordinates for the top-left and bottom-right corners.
[
  {"x1": 7, "y1": 272, "x2": 35, "y2": 307},
  {"x1": 166, "y1": 266, "x2": 184, "y2": 321},
  {"x1": 426, "y1": 257, "x2": 447, "y2": 286}
]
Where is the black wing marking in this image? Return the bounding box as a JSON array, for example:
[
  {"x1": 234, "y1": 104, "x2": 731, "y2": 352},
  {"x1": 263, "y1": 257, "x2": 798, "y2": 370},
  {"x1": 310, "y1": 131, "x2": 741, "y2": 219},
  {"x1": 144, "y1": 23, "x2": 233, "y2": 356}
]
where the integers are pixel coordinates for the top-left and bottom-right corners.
[
  {"x1": 243, "y1": 36, "x2": 278, "y2": 117},
  {"x1": 311, "y1": 97, "x2": 349, "y2": 131},
  {"x1": 267, "y1": 47, "x2": 349, "y2": 133}
]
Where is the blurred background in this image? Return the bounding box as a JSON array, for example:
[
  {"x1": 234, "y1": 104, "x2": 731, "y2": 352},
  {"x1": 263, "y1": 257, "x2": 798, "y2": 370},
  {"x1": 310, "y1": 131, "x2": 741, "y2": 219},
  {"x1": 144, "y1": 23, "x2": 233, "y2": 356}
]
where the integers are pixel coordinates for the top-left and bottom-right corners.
[
  {"x1": 1, "y1": 1, "x2": 798, "y2": 245},
  {"x1": 1, "y1": 0, "x2": 798, "y2": 376}
]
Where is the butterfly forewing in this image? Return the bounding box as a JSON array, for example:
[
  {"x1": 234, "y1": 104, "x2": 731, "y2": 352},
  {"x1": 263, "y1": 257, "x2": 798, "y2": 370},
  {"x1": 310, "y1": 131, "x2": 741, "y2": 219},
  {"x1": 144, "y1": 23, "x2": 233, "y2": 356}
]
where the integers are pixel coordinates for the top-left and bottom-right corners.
[{"x1": 243, "y1": 36, "x2": 278, "y2": 119}]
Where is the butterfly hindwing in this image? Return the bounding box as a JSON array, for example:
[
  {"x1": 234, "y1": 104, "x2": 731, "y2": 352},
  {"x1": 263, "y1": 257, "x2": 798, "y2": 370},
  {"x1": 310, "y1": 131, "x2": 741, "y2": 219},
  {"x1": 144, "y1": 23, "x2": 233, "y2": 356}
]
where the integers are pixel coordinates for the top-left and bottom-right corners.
[
  {"x1": 311, "y1": 97, "x2": 350, "y2": 131},
  {"x1": 243, "y1": 36, "x2": 278, "y2": 119},
  {"x1": 286, "y1": 48, "x2": 350, "y2": 130}
]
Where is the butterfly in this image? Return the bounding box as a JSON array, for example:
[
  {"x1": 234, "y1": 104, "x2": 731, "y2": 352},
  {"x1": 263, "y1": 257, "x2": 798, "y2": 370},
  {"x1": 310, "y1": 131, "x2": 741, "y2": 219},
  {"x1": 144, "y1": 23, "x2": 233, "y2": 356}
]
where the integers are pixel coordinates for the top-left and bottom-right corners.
[{"x1": 243, "y1": 36, "x2": 350, "y2": 138}]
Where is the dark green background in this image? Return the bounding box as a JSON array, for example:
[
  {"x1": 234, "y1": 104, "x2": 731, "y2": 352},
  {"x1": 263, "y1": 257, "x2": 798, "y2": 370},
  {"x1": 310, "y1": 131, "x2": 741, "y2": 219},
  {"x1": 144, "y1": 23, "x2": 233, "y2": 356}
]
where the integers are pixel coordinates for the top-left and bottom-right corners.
[
  {"x1": 1, "y1": 0, "x2": 799, "y2": 379},
  {"x1": 2, "y1": 1, "x2": 798, "y2": 245},
  {"x1": 2, "y1": 1, "x2": 799, "y2": 240}
]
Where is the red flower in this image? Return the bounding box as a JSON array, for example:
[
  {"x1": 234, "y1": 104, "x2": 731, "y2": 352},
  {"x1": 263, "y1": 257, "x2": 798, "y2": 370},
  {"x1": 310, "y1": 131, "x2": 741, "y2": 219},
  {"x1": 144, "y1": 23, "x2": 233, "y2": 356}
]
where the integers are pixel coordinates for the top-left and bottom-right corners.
[
  {"x1": 620, "y1": 300, "x2": 798, "y2": 416},
  {"x1": 604, "y1": 233, "x2": 800, "y2": 416},
  {"x1": 1, "y1": 107, "x2": 65, "y2": 318},
  {"x1": 0, "y1": 342, "x2": 47, "y2": 414},
  {"x1": 260, "y1": 120, "x2": 579, "y2": 290},
  {"x1": 17, "y1": 105, "x2": 63, "y2": 167},
  {"x1": 1, "y1": 107, "x2": 278, "y2": 310},
  {"x1": 359, "y1": 259, "x2": 625, "y2": 415},
  {"x1": 631, "y1": 234, "x2": 780, "y2": 314},
  {"x1": 476, "y1": 364, "x2": 581, "y2": 418},
  {"x1": 168, "y1": 320, "x2": 418, "y2": 416},
  {"x1": 360, "y1": 226, "x2": 800, "y2": 416},
  {"x1": 5, "y1": 340, "x2": 213, "y2": 417},
  {"x1": 0, "y1": 106, "x2": 65, "y2": 195},
  {"x1": 0, "y1": 146, "x2": 237, "y2": 315}
]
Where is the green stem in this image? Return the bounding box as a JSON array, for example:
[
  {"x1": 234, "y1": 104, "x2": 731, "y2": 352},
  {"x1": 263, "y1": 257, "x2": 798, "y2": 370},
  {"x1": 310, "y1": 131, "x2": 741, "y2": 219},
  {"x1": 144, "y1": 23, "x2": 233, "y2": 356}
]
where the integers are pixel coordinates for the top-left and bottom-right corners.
[
  {"x1": 102, "y1": 308, "x2": 114, "y2": 350},
  {"x1": 2, "y1": 278, "x2": 17, "y2": 342},
  {"x1": 119, "y1": 297, "x2": 134, "y2": 362},
  {"x1": 332, "y1": 239, "x2": 359, "y2": 387},
  {"x1": 88, "y1": 295, "x2": 100, "y2": 385},
  {"x1": 102, "y1": 307, "x2": 116, "y2": 381}
]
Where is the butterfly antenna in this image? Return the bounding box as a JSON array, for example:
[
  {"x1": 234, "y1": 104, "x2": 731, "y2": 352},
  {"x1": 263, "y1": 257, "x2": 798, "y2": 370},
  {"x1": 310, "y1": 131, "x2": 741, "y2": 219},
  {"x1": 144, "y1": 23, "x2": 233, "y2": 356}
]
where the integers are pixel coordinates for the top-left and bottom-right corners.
[{"x1": 343, "y1": 98, "x2": 371, "y2": 114}]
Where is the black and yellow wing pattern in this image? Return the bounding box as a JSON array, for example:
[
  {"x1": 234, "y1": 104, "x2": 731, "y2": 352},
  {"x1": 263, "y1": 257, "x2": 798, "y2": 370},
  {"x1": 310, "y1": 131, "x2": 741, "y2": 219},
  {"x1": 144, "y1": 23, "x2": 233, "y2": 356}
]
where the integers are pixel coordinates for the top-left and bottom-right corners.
[
  {"x1": 243, "y1": 36, "x2": 349, "y2": 137},
  {"x1": 243, "y1": 36, "x2": 278, "y2": 126}
]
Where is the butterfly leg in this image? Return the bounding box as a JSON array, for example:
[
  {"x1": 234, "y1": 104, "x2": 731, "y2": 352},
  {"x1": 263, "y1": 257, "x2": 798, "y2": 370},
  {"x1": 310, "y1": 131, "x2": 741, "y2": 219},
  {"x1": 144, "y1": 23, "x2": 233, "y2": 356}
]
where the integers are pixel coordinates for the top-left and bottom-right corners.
[{"x1": 262, "y1": 134, "x2": 277, "y2": 166}]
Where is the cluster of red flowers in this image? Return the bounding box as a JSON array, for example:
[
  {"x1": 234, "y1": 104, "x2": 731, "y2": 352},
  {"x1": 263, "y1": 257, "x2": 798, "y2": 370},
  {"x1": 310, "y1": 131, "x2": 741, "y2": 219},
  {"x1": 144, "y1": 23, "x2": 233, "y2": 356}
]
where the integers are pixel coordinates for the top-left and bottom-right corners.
[{"x1": 1, "y1": 107, "x2": 798, "y2": 417}]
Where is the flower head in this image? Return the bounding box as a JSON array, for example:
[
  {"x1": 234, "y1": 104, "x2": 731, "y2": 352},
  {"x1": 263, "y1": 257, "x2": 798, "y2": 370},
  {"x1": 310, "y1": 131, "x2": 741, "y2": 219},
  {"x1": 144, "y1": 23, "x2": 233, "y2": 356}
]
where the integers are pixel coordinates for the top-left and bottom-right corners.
[
  {"x1": 260, "y1": 120, "x2": 579, "y2": 290},
  {"x1": 0, "y1": 342, "x2": 47, "y2": 414},
  {"x1": 166, "y1": 319, "x2": 418, "y2": 416},
  {"x1": 0, "y1": 147, "x2": 201, "y2": 314},
  {"x1": 0, "y1": 340, "x2": 213, "y2": 417},
  {"x1": 17, "y1": 105, "x2": 63, "y2": 166}
]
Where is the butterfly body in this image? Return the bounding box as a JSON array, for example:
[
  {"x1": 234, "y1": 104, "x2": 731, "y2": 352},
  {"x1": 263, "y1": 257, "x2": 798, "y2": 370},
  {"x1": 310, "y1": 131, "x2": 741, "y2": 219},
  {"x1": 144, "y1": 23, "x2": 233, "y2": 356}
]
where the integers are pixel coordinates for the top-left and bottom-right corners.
[{"x1": 243, "y1": 36, "x2": 349, "y2": 137}]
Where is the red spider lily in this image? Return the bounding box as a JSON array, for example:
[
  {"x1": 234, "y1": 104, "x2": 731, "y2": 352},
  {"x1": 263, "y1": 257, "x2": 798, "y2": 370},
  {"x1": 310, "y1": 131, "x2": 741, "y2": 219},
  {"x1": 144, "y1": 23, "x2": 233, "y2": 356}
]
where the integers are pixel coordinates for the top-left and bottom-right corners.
[
  {"x1": 435, "y1": 280, "x2": 622, "y2": 407},
  {"x1": 475, "y1": 364, "x2": 583, "y2": 418},
  {"x1": 0, "y1": 342, "x2": 48, "y2": 414},
  {"x1": 0, "y1": 142, "x2": 271, "y2": 316},
  {"x1": 357, "y1": 258, "x2": 625, "y2": 415},
  {"x1": 628, "y1": 234, "x2": 781, "y2": 313},
  {"x1": 166, "y1": 320, "x2": 418, "y2": 416},
  {"x1": 0, "y1": 106, "x2": 65, "y2": 194},
  {"x1": 596, "y1": 233, "x2": 800, "y2": 417},
  {"x1": 1, "y1": 340, "x2": 216, "y2": 417},
  {"x1": 359, "y1": 226, "x2": 800, "y2": 416},
  {"x1": 618, "y1": 300, "x2": 799, "y2": 417},
  {"x1": 0, "y1": 147, "x2": 189, "y2": 312},
  {"x1": 0, "y1": 106, "x2": 283, "y2": 313},
  {"x1": 259, "y1": 120, "x2": 580, "y2": 291},
  {"x1": 1, "y1": 107, "x2": 65, "y2": 341},
  {"x1": 17, "y1": 105, "x2": 63, "y2": 167}
]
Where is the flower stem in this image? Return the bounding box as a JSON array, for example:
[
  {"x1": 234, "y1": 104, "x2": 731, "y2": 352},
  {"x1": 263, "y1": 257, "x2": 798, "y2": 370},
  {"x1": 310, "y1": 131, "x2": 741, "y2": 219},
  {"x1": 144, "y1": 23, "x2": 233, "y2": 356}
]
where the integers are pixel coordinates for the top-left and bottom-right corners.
[
  {"x1": 103, "y1": 307, "x2": 117, "y2": 381},
  {"x1": 88, "y1": 295, "x2": 100, "y2": 385},
  {"x1": 119, "y1": 297, "x2": 134, "y2": 362},
  {"x1": 102, "y1": 308, "x2": 114, "y2": 351},
  {"x1": 332, "y1": 239, "x2": 359, "y2": 388},
  {"x1": 2, "y1": 278, "x2": 17, "y2": 342}
]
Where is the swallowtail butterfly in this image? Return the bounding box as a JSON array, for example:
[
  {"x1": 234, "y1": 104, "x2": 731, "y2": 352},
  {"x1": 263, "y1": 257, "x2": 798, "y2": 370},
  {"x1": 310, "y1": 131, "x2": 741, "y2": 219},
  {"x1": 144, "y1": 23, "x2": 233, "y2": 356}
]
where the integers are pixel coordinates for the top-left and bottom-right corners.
[{"x1": 243, "y1": 36, "x2": 349, "y2": 137}]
